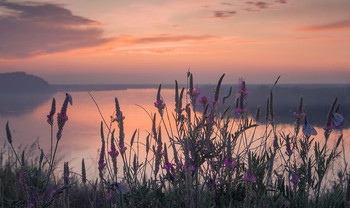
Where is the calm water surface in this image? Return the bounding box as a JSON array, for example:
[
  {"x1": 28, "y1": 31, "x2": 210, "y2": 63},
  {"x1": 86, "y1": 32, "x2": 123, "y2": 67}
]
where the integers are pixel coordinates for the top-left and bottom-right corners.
[{"x1": 1, "y1": 89, "x2": 349, "y2": 178}]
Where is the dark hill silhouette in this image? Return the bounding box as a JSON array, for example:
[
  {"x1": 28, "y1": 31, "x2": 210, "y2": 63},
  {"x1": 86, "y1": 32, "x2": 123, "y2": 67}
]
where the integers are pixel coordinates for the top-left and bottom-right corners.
[
  {"x1": 0, "y1": 72, "x2": 55, "y2": 115},
  {"x1": 0, "y1": 72, "x2": 55, "y2": 93}
]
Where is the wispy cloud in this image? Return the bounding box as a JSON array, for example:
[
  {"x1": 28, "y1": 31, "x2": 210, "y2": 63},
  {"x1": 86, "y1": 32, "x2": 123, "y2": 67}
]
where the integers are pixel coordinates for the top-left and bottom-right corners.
[
  {"x1": 207, "y1": 10, "x2": 237, "y2": 20},
  {"x1": 276, "y1": 0, "x2": 288, "y2": 4},
  {"x1": 221, "y1": 2, "x2": 236, "y2": 6},
  {"x1": 87, "y1": 34, "x2": 255, "y2": 55},
  {"x1": 0, "y1": 1, "x2": 110, "y2": 59},
  {"x1": 246, "y1": 1, "x2": 271, "y2": 9},
  {"x1": 301, "y1": 19, "x2": 350, "y2": 32},
  {"x1": 115, "y1": 34, "x2": 217, "y2": 45}
]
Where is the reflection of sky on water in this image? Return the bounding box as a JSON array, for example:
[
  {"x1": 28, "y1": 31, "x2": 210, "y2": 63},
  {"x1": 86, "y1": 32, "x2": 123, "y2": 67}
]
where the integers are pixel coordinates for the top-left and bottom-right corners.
[{"x1": 1, "y1": 88, "x2": 349, "y2": 179}]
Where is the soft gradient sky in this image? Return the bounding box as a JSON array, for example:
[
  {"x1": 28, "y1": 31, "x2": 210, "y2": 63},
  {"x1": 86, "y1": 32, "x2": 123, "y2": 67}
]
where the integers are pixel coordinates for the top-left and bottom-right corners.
[{"x1": 0, "y1": 0, "x2": 349, "y2": 84}]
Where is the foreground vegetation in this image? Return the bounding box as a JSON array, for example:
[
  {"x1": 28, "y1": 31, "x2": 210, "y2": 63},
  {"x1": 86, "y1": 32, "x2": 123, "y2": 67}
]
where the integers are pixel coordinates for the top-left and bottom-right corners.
[{"x1": 0, "y1": 73, "x2": 348, "y2": 208}]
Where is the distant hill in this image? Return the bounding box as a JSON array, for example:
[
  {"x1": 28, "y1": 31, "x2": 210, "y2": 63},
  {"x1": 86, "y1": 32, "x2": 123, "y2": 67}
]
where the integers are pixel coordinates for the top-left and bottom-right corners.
[
  {"x1": 0, "y1": 72, "x2": 55, "y2": 115},
  {"x1": 0, "y1": 72, "x2": 55, "y2": 93}
]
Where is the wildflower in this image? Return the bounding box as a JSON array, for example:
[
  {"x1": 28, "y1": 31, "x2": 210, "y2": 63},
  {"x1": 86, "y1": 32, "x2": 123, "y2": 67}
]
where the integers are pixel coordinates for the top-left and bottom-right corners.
[
  {"x1": 293, "y1": 112, "x2": 306, "y2": 121},
  {"x1": 242, "y1": 171, "x2": 256, "y2": 182},
  {"x1": 323, "y1": 97, "x2": 343, "y2": 130},
  {"x1": 154, "y1": 99, "x2": 165, "y2": 111},
  {"x1": 183, "y1": 162, "x2": 195, "y2": 172},
  {"x1": 109, "y1": 132, "x2": 119, "y2": 158},
  {"x1": 213, "y1": 73, "x2": 225, "y2": 102},
  {"x1": 57, "y1": 93, "x2": 72, "y2": 141},
  {"x1": 155, "y1": 84, "x2": 166, "y2": 116},
  {"x1": 115, "y1": 98, "x2": 127, "y2": 154},
  {"x1": 188, "y1": 87, "x2": 200, "y2": 108},
  {"x1": 82, "y1": 159, "x2": 87, "y2": 184},
  {"x1": 290, "y1": 172, "x2": 299, "y2": 185},
  {"x1": 238, "y1": 79, "x2": 248, "y2": 96},
  {"x1": 285, "y1": 142, "x2": 292, "y2": 156},
  {"x1": 162, "y1": 161, "x2": 175, "y2": 176},
  {"x1": 154, "y1": 127, "x2": 163, "y2": 177},
  {"x1": 162, "y1": 143, "x2": 175, "y2": 175},
  {"x1": 199, "y1": 96, "x2": 208, "y2": 107},
  {"x1": 64, "y1": 162, "x2": 69, "y2": 186},
  {"x1": 98, "y1": 134, "x2": 106, "y2": 180},
  {"x1": 47, "y1": 98, "x2": 56, "y2": 125},
  {"x1": 224, "y1": 157, "x2": 237, "y2": 169},
  {"x1": 235, "y1": 79, "x2": 248, "y2": 116},
  {"x1": 108, "y1": 147, "x2": 119, "y2": 158}
]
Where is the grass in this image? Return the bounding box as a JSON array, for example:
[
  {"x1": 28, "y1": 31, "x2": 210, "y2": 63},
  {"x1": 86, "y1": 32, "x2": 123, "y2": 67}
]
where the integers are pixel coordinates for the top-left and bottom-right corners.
[{"x1": 0, "y1": 73, "x2": 349, "y2": 208}]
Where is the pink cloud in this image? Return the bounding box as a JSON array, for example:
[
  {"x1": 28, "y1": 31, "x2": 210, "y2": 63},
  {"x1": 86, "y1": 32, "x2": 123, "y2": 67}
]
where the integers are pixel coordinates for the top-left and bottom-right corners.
[
  {"x1": 246, "y1": 1, "x2": 271, "y2": 9},
  {"x1": 301, "y1": 19, "x2": 350, "y2": 32},
  {"x1": 0, "y1": 1, "x2": 110, "y2": 59},
  {"x1": 207, "y1": 10, "x2": 237, "y2": 20}
]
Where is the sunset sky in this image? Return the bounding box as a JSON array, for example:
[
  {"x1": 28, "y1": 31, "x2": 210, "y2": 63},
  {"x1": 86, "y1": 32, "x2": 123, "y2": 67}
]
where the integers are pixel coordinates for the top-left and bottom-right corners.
[{"x1": 0, "y1": 0, "x2": 349, "y2": 84}]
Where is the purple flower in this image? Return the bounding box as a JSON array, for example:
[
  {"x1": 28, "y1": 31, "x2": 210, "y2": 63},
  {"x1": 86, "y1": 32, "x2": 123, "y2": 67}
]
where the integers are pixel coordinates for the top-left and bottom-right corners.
[
  {"x1": 154, "y1": 99, "x2": 165, "y2": 109},
  {"x1": 108, "y1": 149, "x2": 119, "y2": 158},
  {"x1": 285, "y1": 142, "x2": 293, "y2": 156},
  {"x1": 154, "y1": 99, "x2": 166, "y2": 116},
  {"x1": 182, "y1": 162, "x2": 195, "y2": 174},
  {"x1": 224, "y1": 157, "x2": 237, "y2": 169},
  {"x1": 162, "y1": 161, "x2": 175, "y2": 175},
  {"x1": 188, "y1": 87, "x2": 200, "y2": 107},
  {"x1": 56, "y1": 94, "x2": 72, "y2": 141},
  {"x1": 290, "y1": 172, "x2": 299, "y2": 185},
  {"x1": 242, "y1": 171, "x2": 256, "y2": 182},
  {"x1": 114, "y1": 99, "x2": 127, "y2": 155},
  {"x1": 323, "y1": 123, "x2": 334, "y2": 131},
  {"x1": 98, "y1": 141, "x2": 106, "y2": 177},
  {"x1": 47, "y1": 98, "x2": 56, "y2": 125},
  {"x1": 199, "y1": 96, "x2": 208, "y2": 107},
  {"x1": 235, "y1": 79, "x2": 248, "y2": 116}
]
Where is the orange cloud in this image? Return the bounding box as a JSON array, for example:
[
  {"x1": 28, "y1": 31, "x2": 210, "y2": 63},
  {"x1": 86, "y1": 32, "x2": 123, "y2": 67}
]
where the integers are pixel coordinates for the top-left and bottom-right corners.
[{"x1": 301, "y1": 19, "x2": 350, "y2": 32}]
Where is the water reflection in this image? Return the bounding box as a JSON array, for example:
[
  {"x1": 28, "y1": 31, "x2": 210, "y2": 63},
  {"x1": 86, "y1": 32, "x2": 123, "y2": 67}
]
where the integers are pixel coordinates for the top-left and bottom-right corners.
[
  {"x1": 200, "y1": 85, "x2": 350, "y2": 128},
  {"x1": 0, "y1": 92, "x2": 53, "y2": 116},
  {"x1": 1, "y1": 88, "x2": 349, "y2": 178}
]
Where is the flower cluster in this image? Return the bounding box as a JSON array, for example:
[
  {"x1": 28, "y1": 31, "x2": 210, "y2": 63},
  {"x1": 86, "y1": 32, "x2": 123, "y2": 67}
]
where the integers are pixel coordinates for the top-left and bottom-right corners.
[
  {"x1": 57, "y1": 93, "x2": 72, "y2": 141},
  {"x1": 224, "y1": 157, "x2": 237, "y2": 169},
  {"x1": 115, "y1": 98, "x2": 127, "y2": 154},
  {"x1": 235, "y1": 79, "x2": 248, "y2": 115},
  {"x1": 290, "y1": 172, "x2": 299, "y2": 185},
  {"x1": 188, "y1": 87, "x2": 200, "y2": 108},
  {"x1": 98, "y1": 140, "x2": 106, "y2": 178},
  {"x1": 47, "y1": 98, "x2": 56, "y2": 125},
  {"x1": 242, "y1": 170, "x2": 256, "y2": 182},
  {"x1": 199, "y1": 96, "x2": 208, "y2": 107},
  {"x1": 154, "y1": 99, "x2": 166, "y2": 113},
  {"x1": 108, "y1": 145, "x2": 119, "y2": 158}
]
